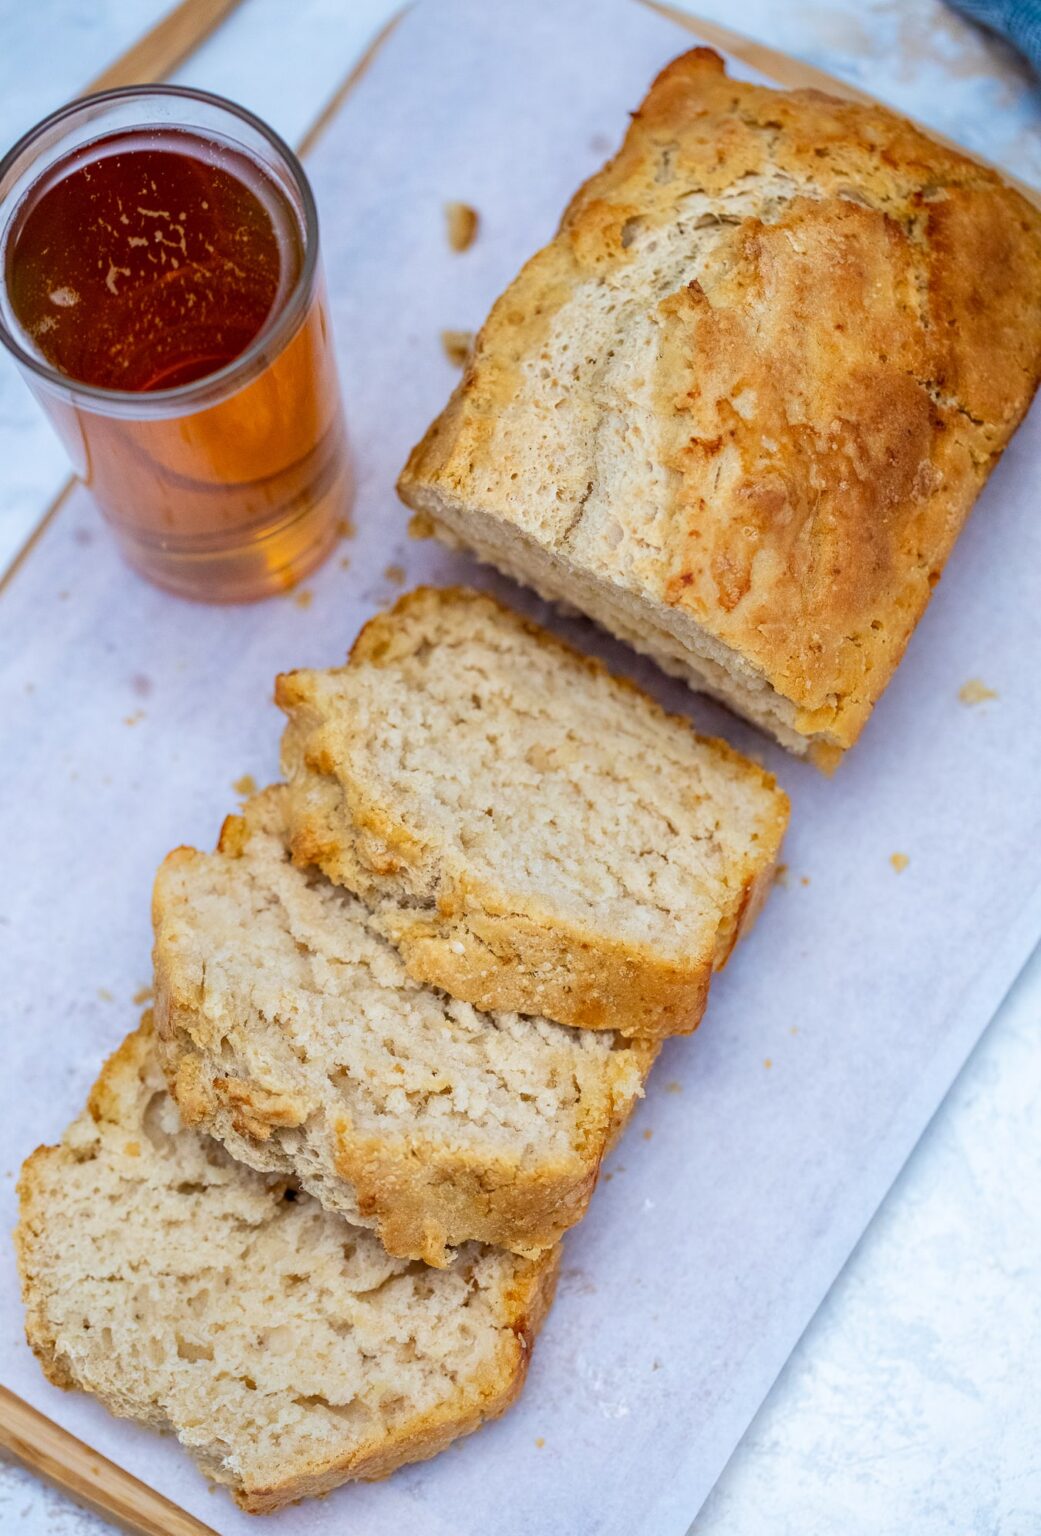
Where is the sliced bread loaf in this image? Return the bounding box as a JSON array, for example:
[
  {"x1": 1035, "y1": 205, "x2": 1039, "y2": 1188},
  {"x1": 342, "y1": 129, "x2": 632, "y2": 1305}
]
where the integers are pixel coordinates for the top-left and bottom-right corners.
[
  {"x1": 277, "y1": 587, "x2": 788, "y2": 1040},
  {"x1": 397, "y1": 49, "x2": 1041, "y2": 765},
  {"x1": 16, "y1": 1017, "x2": 558, "y2": 1515},
  {"x1": 153, "y1": 786, "x2": 655, "y2": 1267}
]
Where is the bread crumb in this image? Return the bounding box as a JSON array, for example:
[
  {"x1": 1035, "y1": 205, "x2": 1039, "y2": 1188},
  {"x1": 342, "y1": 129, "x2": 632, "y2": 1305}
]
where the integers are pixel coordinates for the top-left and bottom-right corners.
[
  {"x1": 603, "y1": 1172, "x2": 613, "y2": 1182},
  {"x1": 384, "y1": 563, "x2": 406, "y2": 586},
  {"x1": 764, "y1": 1057, "x2": 773, "y2": 1069},
  {"x1": 97, "y1": 988, "x2": 113, "y2": 1003},
  {"x1": 132, "y1": 986, "x2": 153, "y2": 1007},
  {"x1": 233, "y1": 773, "x2": 258, "y2": 799},
  {"x1": 664, "y1": 1080, "x2": 682, "y2": 1094},
  {"x1": 789, "y1": 1025, "x2": 799, "y2": 1036},
  {"x1": 441, "y1": 329, "x2": 473, "y2": 367},
  {"x1": 445, "y1": 201, "x2": 479, "y2": 252},
  {"x1": 336, "y1": 515, "x2": 355, "y2": 541},
  {"x1": 131, "y1": 673, "x2": 152, "y2": 697},
  {"x1": 642, "y1": 1128, "x2": 653, "y2": 1141},
  {"x1": 409, "y1": 511, "x2": 437, "y2": 540},
  {"x1": 534, "y1": 1436, "x2": 545, "y2": 1449},
  {"x1": 800, "y1": 875, "x2": 811, "y2": 887},
  {"x1": 123, "y1": 709, "x2": 145, "y2": 726},
  {"x1": 340, "y1": 556, "x2": 351, "y2": 571},
  {"x1": 292, "y1": 589, "x2": 313, "y2": 610},
  {"x1": 773, "y1": 862, "x2": 789, "y2": 888},
  {"x1": 890, "y1": 852, "x2": 910, "y2": 873},
  {"x1": 958, "y1": 677, "x2": 998, "y2": 706}
]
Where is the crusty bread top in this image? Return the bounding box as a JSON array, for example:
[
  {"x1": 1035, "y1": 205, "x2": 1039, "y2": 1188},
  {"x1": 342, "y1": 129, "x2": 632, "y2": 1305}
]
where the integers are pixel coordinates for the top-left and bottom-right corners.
[
  {"x1": 16, "y1": 1018, "x2": 557, "y2": 1513},
  {"x1": 399, "y1": 48, "x2": 1041, "y2": 750},
  {"x1": 277, "y1": 587, "x2": 787, "y2": 967}
]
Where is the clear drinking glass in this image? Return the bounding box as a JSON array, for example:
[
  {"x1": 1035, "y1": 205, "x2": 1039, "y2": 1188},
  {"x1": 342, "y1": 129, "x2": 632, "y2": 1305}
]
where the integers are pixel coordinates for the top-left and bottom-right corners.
[{"x1": 0, "y1": 86, "x2": 351, "y2": 601}]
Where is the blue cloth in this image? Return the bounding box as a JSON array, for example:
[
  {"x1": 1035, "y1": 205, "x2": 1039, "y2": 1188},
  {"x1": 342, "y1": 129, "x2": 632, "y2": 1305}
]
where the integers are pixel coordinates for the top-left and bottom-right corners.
[{"x1": 951, "y1": 0, "x2": 1041, "y2": 75}]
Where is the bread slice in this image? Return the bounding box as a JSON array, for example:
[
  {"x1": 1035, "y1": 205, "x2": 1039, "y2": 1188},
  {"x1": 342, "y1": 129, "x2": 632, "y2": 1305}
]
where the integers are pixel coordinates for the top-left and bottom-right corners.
[
  {"x1": 277, "y1": 586, "x2": 787, "y2": 1040},
  {"x1": 398, "y1": 48, "x2": 1041, "y2": 767},
  {"x1": 16, "y1": 1017, "x2": 558, "y2": 1515},
  {"x1": 153, "y1": 786, "x2": 655, "y2": 1267}
]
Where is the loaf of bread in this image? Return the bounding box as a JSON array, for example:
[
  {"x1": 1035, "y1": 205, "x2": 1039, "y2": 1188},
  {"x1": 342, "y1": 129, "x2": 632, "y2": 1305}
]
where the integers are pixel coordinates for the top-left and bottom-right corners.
[
  {"x1": 153, "y1": 786, "x2": 655, "y2": 1267},
  {"x1": 16, "y1": 1017, "x2": 558, "y2": 1514},
  {"x1": 398, "y1": 48, "x2": 1041, "y2": 767},
  {"x1": 277, "y1": 587, "x2": 787, "y2": 1040}
]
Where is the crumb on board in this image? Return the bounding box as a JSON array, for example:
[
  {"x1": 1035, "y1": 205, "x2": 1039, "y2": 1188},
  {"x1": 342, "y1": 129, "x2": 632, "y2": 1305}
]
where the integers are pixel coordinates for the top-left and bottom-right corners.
[
  {"x1": 233, "y1": 773, "x2": 258, "y2": 800},
  {"x1": 441, "y1": 329, "x2": 474, "y2": 367},
  {"x1": 445, "y1": 201, "x2": 479, "y2": 252},
  {"x1": 132, "y1": 986, "x2": 153, "y2": 1007},
  {"x1": 890, "y1": 852, "x2": 910, "y2": 873},
  {"x1": 335, "y1": 514, "x2": 355, "y2": 541},
  {"x1": 773, "y1": 862, "x2": 789, "y2": 888},
  {"x1": 958, "y1": 677, "x2": 998, "y2": 706},
  {"x1": 534, "y1": 1437, "x2": 545, "y2": 1449},
  {"x1": 764, "y1": 1057, "x2": 773, "y2": 1069},
  {"x1": 97, "y1": 988, "x2": 113, "y2": 1003},
  {"x1": 642, "y1": 1128, "x2": 653, "y2": 1141},
  {"x1": 383, "y1": 563, "x2": 406, "y2": 586},
  {"x1": 292, "y1": 589, "x2": 313, "y2": 610}
]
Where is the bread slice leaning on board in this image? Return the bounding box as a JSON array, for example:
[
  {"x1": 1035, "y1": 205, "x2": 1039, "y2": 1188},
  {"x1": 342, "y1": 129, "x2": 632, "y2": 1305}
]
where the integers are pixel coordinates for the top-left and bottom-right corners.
[
  {"x1": 398, "y1": 48, "x2": 1041, "y2": 768},
  {"x1": 15, "y1": 1017, "x2": 558, "y2": 1515},
  {"x1": 153, "y1": 785, "x2": 656, "y2": 1268},
  {"x1": 277, "y1": 586, "x2": 788, "y2": 1042}
]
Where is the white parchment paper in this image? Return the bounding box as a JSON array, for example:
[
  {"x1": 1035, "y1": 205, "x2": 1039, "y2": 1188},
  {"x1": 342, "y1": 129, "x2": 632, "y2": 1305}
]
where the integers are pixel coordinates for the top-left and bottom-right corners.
[{"x1": 2, "y1": 1, "x2": 1040, "y2": 1531}]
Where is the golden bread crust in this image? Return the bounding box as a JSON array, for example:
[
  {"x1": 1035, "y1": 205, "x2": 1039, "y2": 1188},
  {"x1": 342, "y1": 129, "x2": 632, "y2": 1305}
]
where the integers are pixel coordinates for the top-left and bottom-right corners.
[{"x1": 398, "y1": 50, "x2": 1041, "y2": 756}]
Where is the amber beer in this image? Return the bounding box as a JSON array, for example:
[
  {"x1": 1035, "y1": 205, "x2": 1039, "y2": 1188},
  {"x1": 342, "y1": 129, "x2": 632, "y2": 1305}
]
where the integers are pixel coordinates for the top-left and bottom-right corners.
[{"x1": 0, "y1": 89, "x2": 350, "y2": 601}]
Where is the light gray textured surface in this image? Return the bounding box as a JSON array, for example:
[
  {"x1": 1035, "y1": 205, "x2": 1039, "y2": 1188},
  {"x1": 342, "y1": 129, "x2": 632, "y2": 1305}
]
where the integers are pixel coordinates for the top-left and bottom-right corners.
[{"x1": 1, "y1": 1, "x2": 1039, "y2": 1533}]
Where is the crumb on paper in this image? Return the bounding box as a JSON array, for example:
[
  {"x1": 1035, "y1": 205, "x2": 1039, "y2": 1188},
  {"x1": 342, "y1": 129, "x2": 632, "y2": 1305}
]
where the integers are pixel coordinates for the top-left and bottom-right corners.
[
  {"x1": 441, "y1": 329, "x2": 473, "y2": 367},
  {"x1": 603, "y1": 1172, "x2": 613, "y2": 1182},
  {"x1": 534, "y1": 1437, "x2": 545, "y2": 1449},
  {"x1": 97, "y1": 987, "x2": 113, "y2": 1003},
  {"x1": 292, "y1": 589, "x2": 313, "y2": 610},
  {"x1": 664, "y1": 1080, "x2": 682, "y2": 1094},
  {"x1": 773, "y1": 862, "x2": 789, "y2": 888},
  {"x1": 409, "y1": 511, "x2": 437, "y2": 540},
  {"x1": 800, "y1": 875, "x2": 811, "y2": 887},
  {"x1": 790, "y1": 1025, "x2": 799, "y2": 1036},
  {"x1": 132, "y1": 986, "x2": 153, "y2": 1007},
  {"x1": 123, "y1": 709, "x2": 145, "y2": 726},
  {"x1": 340, "y1": 556, "x2": 351, "y2": 571},
  {"x1": 445, "y1": 201, "x2": 479, "y2": 252},
  {"x1": 233, "y1": 773, "x2": 258, "y2": 800},
  {"x1": 764, "y1": 1057, "x2": 773, "y2": 1070},
  {"x1": 384, "y1": 563, "x2": 406, "y2": 586},
  {"x1": 958, "y1": 677, "x2": 998, "y2": 706},
  {"x1": 890, "y1": 851, "x2": 910, "y2": 873},
  {"x1": 642, "y1": 1128, "x2": 653, "y2": 1141},
  {"x1": 335, "y1": 514, "x2": 355, "y2": 541}
]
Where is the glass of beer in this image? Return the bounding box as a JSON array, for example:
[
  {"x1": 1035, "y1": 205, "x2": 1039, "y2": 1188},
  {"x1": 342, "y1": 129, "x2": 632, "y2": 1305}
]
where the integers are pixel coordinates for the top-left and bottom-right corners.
[{"x1": 0, "y1": 86, "x2": 350, "y2": 601}]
